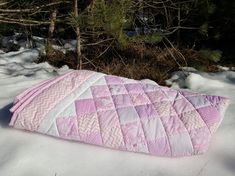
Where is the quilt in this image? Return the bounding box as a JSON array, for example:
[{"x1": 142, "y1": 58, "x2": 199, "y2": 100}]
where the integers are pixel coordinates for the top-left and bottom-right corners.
[{"x1": 9, "y1": 70, "x2": 230, "y2": 157}]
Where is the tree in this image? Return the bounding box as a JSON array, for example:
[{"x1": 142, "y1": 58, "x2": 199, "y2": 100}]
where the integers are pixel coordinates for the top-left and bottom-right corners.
[{"x1": 74, "y1": 0, "x2": 82, "y2": 69}]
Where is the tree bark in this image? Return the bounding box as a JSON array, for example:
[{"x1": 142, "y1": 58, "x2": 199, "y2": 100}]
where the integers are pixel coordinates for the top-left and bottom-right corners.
[
  {"x1": 74, "y1": 0, "x2": 82, "y2": 69},
  {"x1": 46, "y1": 9, "x2": 57, "y2": 55}
]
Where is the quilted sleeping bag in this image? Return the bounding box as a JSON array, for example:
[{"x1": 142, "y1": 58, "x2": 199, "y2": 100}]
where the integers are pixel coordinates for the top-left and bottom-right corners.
[{"x1": 10, "y1": 70, "x2": 230, "y2": 157}]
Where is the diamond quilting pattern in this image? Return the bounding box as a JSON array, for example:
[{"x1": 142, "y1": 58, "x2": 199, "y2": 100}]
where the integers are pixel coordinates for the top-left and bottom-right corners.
[
  {"x1": 160, "y1": 115, "x2": 188, "y2": 135},
  {"x1": 12, "y1": 71, "x2": 229, "y2": 157},
  {"x1": 135, "y1": 104, "x2": 158, "y2": 119},
  {"x1": 94, "y1": 96, "x2": 115, "y2": 112},
  {"x1": 91, "y1": 85, "x2": 111, "y2": 98},
  {"x1": 129, "y1": 93, "x2": 151, "y2": 106},
  {"x1": 61, "y1": 74, "x2": 226, "y2": 156},
  {"x1": 56, "y1": 116, "x2": 80, "y2": 140},
  {"x1": 180, "y1": 110, "x2": 205, "y2": 130},
  {"x1": 108, "y1": 84, "x2": 127, "y2": 95},
  {"x1": 121, "y1": 121, "x2": 149, "y2": 153},
  {"x1": 77, "y1": 113, "x2": 102, "y2": 145},
  {"x1": 153, "y1": 101, "x2": 176, "y2": 117},
  {"x1": 147, "y1": 137, "x2": 171, "y2": 156},
  {"x1": 98, "y1": 110, "x2": 125, "y2": 149},
  {"x1": 189, "y1": 127, "x2": 211, "y2": 154},
  {"x1": 112, "y1": 94, "x2": 132, "y2": 108}
]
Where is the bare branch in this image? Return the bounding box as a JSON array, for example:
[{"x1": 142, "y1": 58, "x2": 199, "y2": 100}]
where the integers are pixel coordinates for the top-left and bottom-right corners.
[
  {"x1": 0, "y1": 1, "x2": 71, "y2": 13},
  {"x1": 0, "y1": 0, "x2": 14, "y2": 7},
  {"x1": 0, "y1": 16, "x2": 50, "y2": 26}
]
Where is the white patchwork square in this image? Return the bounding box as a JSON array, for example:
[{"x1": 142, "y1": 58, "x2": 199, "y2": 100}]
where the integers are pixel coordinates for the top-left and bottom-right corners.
[
  {"x1": 58, "y1": 103, "x2": 77, "y2": 117},
  {"x1": 169, "y1": 133, "x2": 193, "y2": 156},
  {"x1": 47, "y1": 122, "x2": 59, "y2": 137},
  {"x1": 93, "y1": 77, "x2": 107, "y2": 86},
  {"x1": 78, "y1": 88, "x2": 93, "y2": 100},
  {"x1": 117, "y1": 107, "x2": 139, "y2": 124},
  {"x1": 141, "y1": 118, "x2": 165, "y2": 140}
]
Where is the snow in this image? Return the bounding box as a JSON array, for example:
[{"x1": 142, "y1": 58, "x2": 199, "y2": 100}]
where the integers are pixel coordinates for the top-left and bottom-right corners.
[
  {"x1": 0, "y1": 33, "x2": 76, "y2": 55},
  {"x1": 0, "y1": 48, "x2": 235, "y2": 176}
]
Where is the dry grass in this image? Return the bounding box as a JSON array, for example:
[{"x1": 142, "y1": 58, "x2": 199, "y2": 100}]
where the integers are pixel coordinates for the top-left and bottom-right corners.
[{"x1": 38, "y1": 43, "x2": 223, "y2": 85}]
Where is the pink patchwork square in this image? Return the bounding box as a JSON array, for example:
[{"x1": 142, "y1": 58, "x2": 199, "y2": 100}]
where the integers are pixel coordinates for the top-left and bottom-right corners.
[
  {"x1": 189, "y1": 126, "x2": 211, "y2": 154},
  {"x1": 180, "y1": 110, "x2": 205, "y2": 130},
  {"x1": 77, "y1": 113, "x2": 103, "y2": 145},
  {"x1": 141, "y1": 118, "x2": 165, "y2": 140},
  {"x1": 168, "y1": 132, "x2": 194, "y2": 157},
  {"x1": 186, "y1": 96, "x2": 211, "y2": 108},
  {"x1": 105, "y1": 75, "x2": 123, "y2": 84},
  {"x1": 112, "y1": 94, "x2": 132, "y2": 108},
  {"x1": 94, "y1": 96, "x2": 114, "y2": 111},
  {"x1": 153, "y1": 101, "x2": 176, "y2": 117},
  {"x1": 205, "y1": 95, "x2": 224, "y2": 106},
  {"x1": 146, "y1": 91, "x2": 168, "y2": 103},
  {"x1": 147, "y1": 137, "x2": 171, "y2": 156},
  {"x1": 161, "y1": 115, "x2": 187, "y2": 135},
  {"x1": 82, "y1": 132, "x2": 103, "y2": 146},
  {"x1": 121, "y1": 121, "x2": 149, "y2": 153},
  {"x1": 173, "y1": 98, "x2": 195, "y2": 115},
  {"x1": 117, "y1": 106, "x2": 139, "y2": 124},
  {"x1": 91, "y1": 85, "x2": 110, "y2": 98},
  {"x1": 197, "y1": 106, "x2": 221, "y2": 125},
  {"x1": 135, "y1": 104, "x2": 158, "y2": 119},
  {"x1": 108, "y1": 84, "x2": 127, "y2": 95},
  {"x1": 75, "y1": 99, "x2": 96, "y2": 115},
  {"x1": 98, "y1": 110, "x2": 120, "y2": 128},
  {"x1": 98, "y1": 110, "x2": 125, "y2": 149},
  {"x1": 125, "y1": 83, "x2": 144, "y2": 93},
  {"x1": 129, "y1": 93, "x2": 151, "y2": 106},
  {"x1": 56, "y1": 116, "x2": 80, "y2": 140},
  {"x1": 101, "y1": 125, "x2": 125, "y2": 149}
]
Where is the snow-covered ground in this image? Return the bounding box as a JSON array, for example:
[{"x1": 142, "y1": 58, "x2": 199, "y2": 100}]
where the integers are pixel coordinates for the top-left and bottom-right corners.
[{"x1": 0, "y1": 48, "x2": 235, "y2": 176}]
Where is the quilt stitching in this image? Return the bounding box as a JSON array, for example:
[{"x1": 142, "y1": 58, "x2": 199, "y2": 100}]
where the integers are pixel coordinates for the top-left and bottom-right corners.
[
  {"x1": 39, "y1": 72, "x2": 105, "y2": 134},
  {"x1": 182, "y1": 94, "x2": 212, "y2": 135},
  {"x1": 14, "y1": 71, "x2": 95, "y2": 131},
  {"x1": 102, "y1": 76, "x2": 127, "y2": 150},
  {"x1": 141, "y1": 83, "x2": 172, "y2": 156},
  {"x1": 10, "y1": 71, "x2": 229, "y2": 157},
  {"x1": 157, "y1": 86, "x2": 195, "y2": 155},
  {"x1": 123, "y1": 81, "x2": 150, "y2": 153}
]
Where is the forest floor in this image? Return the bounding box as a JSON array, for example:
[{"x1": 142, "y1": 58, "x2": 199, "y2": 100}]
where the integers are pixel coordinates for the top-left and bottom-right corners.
[{"x1": 1, "y1": 33, "x2": 234, "y2": 86}]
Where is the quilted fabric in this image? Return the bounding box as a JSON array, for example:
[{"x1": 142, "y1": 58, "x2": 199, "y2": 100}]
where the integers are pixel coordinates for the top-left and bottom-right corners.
[{"x1": 9, "y1": 70, "x2": 230, "y2": 157}]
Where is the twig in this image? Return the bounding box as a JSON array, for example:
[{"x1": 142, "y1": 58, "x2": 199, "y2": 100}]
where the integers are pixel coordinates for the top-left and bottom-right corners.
[
  {"x1": 84, "y1": 38, "x2": 115, "y2": 46},
  {"x1": 0, "y1": 1, "x2": 71, "y2": 13},
  {"x1": 83, "y1": 56, "x2": 98, "y2": 69},
  {"x1": 164, "y1": 36, "x2": 187, "y2": 66},
  {"x1": 95, "y1": 41, "x2": 114, "y2": 59}
]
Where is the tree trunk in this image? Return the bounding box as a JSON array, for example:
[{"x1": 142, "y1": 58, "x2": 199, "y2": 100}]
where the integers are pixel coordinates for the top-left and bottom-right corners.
[
  {"x1": 74, "y1": 0, "x2": 82, "y2": 69},
  {"x1": 177, "y1": 5, "x2": 181, "y2": 47},
  {"x1": 46, "y1": 9, "x2": 57, "y2": 56}
]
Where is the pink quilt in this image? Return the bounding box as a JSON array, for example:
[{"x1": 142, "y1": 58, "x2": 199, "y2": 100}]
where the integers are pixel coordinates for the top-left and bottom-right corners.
[{"x1": 9, "y1": 70, "x2": 230, "y2": 157}]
